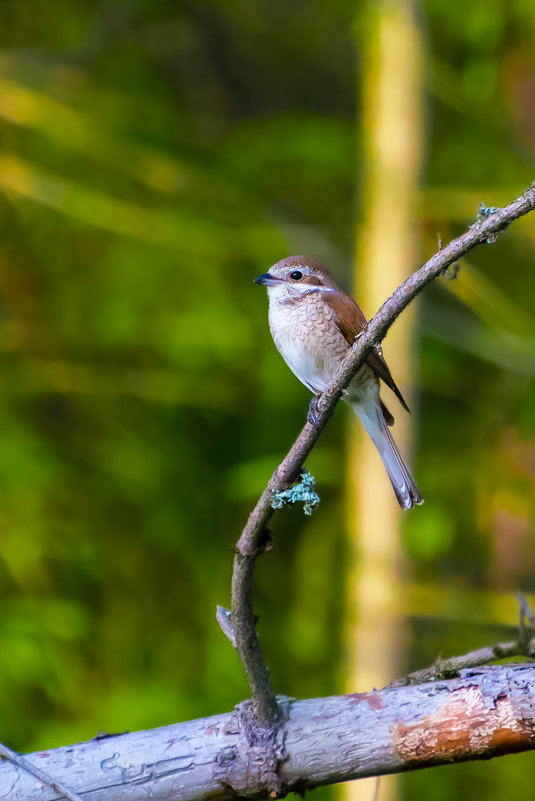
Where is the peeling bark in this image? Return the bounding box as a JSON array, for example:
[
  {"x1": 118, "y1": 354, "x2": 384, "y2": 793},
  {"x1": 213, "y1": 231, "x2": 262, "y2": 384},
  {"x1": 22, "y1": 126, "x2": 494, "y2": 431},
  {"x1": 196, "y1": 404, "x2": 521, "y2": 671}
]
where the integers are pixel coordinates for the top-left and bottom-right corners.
[{"x1": 2, "y1": 665, "x2": 535, "y2": 800}]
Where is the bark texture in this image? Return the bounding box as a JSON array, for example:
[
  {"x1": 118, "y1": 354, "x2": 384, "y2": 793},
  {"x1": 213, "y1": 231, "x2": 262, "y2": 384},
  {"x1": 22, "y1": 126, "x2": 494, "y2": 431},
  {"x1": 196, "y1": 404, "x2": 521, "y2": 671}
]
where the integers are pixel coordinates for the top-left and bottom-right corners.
[{"x1": 2, "y1": 664, "x2": 535, "y2": 800}]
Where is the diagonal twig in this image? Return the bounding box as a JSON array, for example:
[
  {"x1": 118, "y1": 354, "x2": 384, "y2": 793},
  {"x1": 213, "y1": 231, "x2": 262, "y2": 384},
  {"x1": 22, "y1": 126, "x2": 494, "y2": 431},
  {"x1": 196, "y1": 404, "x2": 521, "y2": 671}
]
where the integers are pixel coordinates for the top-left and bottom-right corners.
[
  {"x1": 390, "y1": 591, "x2": 535, "y2": 687},
  {"x1": 0, "y1": 741, "x2": 84, "y2": 801},
  {"x1": 389, "y1": 636, "x2": 535, "y2": 688},
  {"x1": 516, "y1": 590, "x2": 535, "y2": 651}
]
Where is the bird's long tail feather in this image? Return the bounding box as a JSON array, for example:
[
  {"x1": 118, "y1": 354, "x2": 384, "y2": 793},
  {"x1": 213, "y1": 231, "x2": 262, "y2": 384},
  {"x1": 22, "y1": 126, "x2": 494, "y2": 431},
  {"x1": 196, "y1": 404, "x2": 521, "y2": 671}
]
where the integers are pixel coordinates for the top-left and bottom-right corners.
[{"x1": 351, "y1": 399, "x2": 423, "y2": 510}]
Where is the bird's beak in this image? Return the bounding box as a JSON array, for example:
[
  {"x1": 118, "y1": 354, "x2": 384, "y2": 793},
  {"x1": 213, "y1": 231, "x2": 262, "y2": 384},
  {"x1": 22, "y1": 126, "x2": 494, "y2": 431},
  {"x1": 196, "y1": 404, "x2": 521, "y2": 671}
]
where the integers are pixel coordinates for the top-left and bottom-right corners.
[{"x1": 254, "y1": 273, "x2": 281, "y2": 286}]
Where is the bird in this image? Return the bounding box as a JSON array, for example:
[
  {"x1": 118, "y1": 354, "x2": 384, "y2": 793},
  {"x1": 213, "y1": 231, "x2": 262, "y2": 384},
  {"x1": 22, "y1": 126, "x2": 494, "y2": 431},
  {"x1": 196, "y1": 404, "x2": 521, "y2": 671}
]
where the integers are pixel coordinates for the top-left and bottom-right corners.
[{"x1": 255, "y1": 255, "x2": 422, "y2": 510}]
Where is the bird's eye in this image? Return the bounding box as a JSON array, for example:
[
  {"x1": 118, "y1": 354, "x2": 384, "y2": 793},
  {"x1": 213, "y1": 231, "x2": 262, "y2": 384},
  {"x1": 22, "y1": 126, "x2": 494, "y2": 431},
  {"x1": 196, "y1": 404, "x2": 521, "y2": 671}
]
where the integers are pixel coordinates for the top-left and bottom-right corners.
[{"x1": 290, "y1": 270, "x2": 303, "y2": 281}]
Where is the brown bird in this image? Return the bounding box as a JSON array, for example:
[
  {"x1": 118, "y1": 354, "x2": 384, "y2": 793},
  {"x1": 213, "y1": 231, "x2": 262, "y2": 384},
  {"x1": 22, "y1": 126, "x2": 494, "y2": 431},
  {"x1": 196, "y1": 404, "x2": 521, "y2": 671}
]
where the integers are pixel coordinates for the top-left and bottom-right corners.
[{"x1": 255, "y1": 255, "x2": 422, "y2": 510}]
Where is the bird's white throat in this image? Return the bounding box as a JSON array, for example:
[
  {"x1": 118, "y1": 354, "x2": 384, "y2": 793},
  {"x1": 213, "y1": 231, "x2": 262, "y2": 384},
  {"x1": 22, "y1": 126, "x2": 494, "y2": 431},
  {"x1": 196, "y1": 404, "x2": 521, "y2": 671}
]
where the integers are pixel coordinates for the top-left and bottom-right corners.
[{"x1": 268, "y1": 283, "x2": 335, "y2": 305}]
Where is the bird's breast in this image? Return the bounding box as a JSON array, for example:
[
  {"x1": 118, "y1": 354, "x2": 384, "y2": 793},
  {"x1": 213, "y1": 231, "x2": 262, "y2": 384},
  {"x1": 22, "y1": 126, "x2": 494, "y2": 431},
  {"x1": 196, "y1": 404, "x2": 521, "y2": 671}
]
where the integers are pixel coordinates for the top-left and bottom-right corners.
[{"x1": 268, "y1": 294, "x2": 349, "y2": 394}]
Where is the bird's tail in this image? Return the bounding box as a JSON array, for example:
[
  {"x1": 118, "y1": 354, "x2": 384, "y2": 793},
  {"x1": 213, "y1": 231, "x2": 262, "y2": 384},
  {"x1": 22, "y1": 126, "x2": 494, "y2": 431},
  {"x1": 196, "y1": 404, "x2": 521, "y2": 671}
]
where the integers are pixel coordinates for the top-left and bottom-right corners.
[{"x1": 351, "y1": 399, "x2": 423, "y2": 510}]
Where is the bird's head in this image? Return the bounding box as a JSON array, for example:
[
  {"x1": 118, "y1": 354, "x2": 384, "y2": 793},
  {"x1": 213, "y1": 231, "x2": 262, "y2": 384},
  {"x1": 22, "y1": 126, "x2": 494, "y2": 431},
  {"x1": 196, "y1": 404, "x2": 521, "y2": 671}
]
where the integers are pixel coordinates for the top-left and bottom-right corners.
[{"x1": 254, "y1": 256, "x2": 339, "y2": 303}]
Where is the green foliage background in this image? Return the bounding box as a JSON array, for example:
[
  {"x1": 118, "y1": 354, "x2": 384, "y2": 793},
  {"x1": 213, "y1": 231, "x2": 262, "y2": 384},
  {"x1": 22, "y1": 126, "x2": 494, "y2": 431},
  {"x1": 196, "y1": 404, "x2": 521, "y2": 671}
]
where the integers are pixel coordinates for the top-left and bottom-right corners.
[{"x1": 0, "y1": 1, "x2": 535, "y2": 798}]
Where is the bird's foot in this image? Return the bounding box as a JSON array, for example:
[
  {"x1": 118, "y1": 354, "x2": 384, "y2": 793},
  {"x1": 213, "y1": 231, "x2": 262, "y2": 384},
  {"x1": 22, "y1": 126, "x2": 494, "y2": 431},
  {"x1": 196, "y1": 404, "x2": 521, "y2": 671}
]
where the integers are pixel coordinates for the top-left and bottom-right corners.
[{"x1": 307, "y1": 396, "x2": 322, "y2": 426}]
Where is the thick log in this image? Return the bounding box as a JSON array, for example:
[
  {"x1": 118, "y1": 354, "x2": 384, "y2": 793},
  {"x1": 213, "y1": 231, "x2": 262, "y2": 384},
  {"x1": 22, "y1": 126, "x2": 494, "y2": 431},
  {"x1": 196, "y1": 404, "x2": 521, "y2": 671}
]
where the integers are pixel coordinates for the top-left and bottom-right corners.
[{"x1": 2, "y1": 665, "x2": 535, "y2": 800}]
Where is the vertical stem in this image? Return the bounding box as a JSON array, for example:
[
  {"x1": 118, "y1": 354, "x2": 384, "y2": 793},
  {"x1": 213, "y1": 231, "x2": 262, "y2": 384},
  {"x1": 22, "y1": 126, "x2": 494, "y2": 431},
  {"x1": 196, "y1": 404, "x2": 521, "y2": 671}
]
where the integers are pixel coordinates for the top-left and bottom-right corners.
[
  {"x1": 343, "y1": 3, "x2": 424, "y2": 801},
  {"x1": 231, "y1": 548, "x2": 281, "y2": 722}
]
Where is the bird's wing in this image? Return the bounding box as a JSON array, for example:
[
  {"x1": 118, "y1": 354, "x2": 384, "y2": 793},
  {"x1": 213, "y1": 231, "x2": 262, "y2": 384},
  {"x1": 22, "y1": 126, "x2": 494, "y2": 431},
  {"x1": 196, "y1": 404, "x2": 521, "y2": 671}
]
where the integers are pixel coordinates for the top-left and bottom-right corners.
[
  {"x1": 323, "y1": 288, "x2": 367, "y2": 339},
  {"x1": 324, "y1": 290, "x2": 410, "y2": 415}
]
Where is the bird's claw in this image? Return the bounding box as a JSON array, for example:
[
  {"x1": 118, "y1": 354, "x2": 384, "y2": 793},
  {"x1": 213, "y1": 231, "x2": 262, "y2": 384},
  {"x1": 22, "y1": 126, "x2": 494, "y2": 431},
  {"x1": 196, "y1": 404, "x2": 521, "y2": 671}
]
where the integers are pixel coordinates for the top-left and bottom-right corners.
[{"x1": 307, "y1": 396, "x2": 321, "y2": 426}]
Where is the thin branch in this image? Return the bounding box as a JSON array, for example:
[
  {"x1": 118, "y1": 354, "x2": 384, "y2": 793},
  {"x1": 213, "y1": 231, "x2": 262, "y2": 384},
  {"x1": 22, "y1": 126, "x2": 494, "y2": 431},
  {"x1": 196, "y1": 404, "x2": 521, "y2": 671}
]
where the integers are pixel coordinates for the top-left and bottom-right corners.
[
  {"x1": 230, "y1": 184, "x2": 535, "y2": 722},
  {"x1": 0, "y1": 741, "x2": 84, "y2": 801},
  {"x1": 391, "y1": 590, "x2": 535, "y2": 687},
  {"x1": 517, "y1": 590, "x2": 535, "y2": 646},
  {"x1": 390, "y1": 638, "x2": 535, "y2": 687}
]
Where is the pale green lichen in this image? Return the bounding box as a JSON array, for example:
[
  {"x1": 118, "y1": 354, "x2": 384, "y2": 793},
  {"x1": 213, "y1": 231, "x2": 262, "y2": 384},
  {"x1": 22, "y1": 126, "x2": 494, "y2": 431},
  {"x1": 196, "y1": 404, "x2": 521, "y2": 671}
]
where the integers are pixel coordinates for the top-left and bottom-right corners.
[
  {"x1": 474, "y1": 202, "x2": 500, "y2": 243},
  {"x1": 476, "y1": 202, "x2": 499, "y2": 223},
  {"x1": 271, "y1": 468, "x2": 320, "y2": 516}
]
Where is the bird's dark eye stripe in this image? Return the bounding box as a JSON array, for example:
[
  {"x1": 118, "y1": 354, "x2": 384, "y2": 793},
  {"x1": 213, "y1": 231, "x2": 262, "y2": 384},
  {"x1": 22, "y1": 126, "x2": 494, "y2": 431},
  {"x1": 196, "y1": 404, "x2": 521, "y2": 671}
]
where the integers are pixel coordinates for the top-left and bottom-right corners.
[{"x1": 290, "y1": 270, "x2": 303, "y2": 280}]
